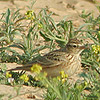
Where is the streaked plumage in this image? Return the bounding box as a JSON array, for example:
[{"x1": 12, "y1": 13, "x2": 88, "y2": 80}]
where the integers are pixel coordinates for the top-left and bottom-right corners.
[{"x1": 8, "y1": 38, "x2": 85, "y2": 77}]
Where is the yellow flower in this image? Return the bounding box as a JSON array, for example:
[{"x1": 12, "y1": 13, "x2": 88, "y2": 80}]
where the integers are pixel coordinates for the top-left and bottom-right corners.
[
  {"x1": 57, "y1": 76, "x2": 61, "y2": 81},
  {"x1": 92, "y1": 45, "x2": 100, "y2": 54},
  {"x1": 25, "y1": 10, "x2": 34, "y2": 16},
  {"x1": 20, "y1": 74, "x2": 29, "y2": 82},
  {"x1": 34, "y1": 76, "x2": 39, "y2": 81},
  {"x1": 38, "y1": 24, "x2": 43, "y2": 29},
  {"x1": 98, "y1": 31, "x2": 100, "y2": 34},
  {"x1": 65, "y1": 74, "x2": 68, "y2": 78},
  {"x1": 60, "y1": 71, "x2": 64, "y2": 77},
  {"x1": 57, "y1": 71, "x2": 68, "y2": 84},
  {"x1": 76, "y1": 81, "x2": 88, "y2": 90},
  {"x1": 84, "y1": 81, "x2": 88, "y2": 86},
  {"x1": 59, "y1": 70, "x2": 68, "y2": 78},
  {"x1": 25, "y1": 10, "x2": 34, "y2": 20},
  {"x1": 6, "y1": 72, "x2": 12, "y2": 78},
  {"x1": 61, "y1": 79, "x2": 66, "y2": 84},
  {"x1": 31, "y1": 64, "x2": 42, "y2": 74}
]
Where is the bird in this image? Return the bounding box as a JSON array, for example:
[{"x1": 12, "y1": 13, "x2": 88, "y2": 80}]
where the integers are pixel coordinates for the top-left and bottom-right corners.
[{"x1": 8, "y1": 38, "x2": 86, "y2": 77}]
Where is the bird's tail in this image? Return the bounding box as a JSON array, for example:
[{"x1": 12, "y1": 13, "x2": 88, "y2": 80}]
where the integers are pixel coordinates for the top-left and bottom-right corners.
[{"x1": 7, "y1": 64, "x2": 33, "y2": 71}]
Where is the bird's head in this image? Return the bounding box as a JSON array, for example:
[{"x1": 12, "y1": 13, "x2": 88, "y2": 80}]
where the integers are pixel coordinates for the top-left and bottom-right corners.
[{"x1": 65, "y1": 38, "x2": 85, "y2": 55}]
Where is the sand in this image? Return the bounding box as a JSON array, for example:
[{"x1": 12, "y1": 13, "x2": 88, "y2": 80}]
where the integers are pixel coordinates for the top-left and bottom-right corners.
[{"x1": 0, "y1": 0, "x2": 99, "y2": 99}]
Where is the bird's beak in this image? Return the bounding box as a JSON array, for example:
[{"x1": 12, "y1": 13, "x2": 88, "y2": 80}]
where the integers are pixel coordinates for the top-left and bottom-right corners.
[{"x1": 79, "y1": 45, "x2": 88, "y2": 49}]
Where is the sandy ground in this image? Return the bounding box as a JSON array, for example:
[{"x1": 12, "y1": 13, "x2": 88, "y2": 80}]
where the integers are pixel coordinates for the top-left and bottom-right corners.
[{"x1": 0, "y1": 0, "x2": 100, "y2": 100}]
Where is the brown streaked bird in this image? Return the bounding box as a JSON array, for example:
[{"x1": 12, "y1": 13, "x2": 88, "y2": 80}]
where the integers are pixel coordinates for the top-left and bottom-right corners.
[{"x1": 8, "y1": 38, "x2": 86, "y2": 77}]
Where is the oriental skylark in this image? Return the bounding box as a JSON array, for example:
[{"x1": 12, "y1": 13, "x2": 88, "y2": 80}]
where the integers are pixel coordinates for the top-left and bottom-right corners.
[{"x1": 9, "y1": 38, "x2": 86, "y2": 77}]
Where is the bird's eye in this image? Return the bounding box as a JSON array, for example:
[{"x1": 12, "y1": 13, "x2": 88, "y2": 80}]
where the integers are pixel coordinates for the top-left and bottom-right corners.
[{"x1": 73, "y1": 45, "x2": 77, "y2": 47}]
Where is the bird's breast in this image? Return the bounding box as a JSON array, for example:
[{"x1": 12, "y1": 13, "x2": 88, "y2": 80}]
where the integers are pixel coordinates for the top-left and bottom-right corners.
[{"x1": 63, "y1": 54, "x2": 81, "y2": 76}]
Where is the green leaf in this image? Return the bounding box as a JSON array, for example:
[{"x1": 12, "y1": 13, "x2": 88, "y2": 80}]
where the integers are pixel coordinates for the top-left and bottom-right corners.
[
  {"x1": 8, "y1": 43, "x2": 26, "y2": 51},
  {"x1": 0, "y1": 36, "x2": 7, "y2": 41},
  {"x1": 40, "y1": 31, "x2": 51, "y2": 41},
  {"x1": 11, "y1": 9, "x2": 21, "y2": 21},
  {"x1": 11, "y1": 30, "x2": 21, "y2": 35},
  {"x1": 87, "y1": 32, "x2": 99, "y2": 45},
  {"x1": 32, "y1": 45, "x2": 48, "y2": 54},
  {"x1": 6, "y1": 8, "x2": 10, "y2": 24},
  {"x1": 77, "y1": 23, "x2": 92, "y2": 32},
  {"x1": 49, "y1": 17, "x2": 58, "y2": 30},
  {"x1": 97, "y1": 31, "x2": 100, "y2": 42}
]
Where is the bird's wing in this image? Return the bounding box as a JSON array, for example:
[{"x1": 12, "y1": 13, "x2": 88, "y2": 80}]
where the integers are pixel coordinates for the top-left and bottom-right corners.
[
  {"x1": 36, "y1": 50, "x2": 68, "y2": 68},
  {"x1": 8, "y1": 50, "x2": 69, "y2": 71}
]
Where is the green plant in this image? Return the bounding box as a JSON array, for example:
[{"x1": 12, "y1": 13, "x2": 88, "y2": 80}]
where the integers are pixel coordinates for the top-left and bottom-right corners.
[
  {"x1": 80, "y1": 9, "x2": 100, "y2": 100},
  {"x1": 0, "y1": 2, "x2": 100, "y2": 100},
  {"x1": 0, "y1": 8, "x2": 24, "y2": 46}
]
